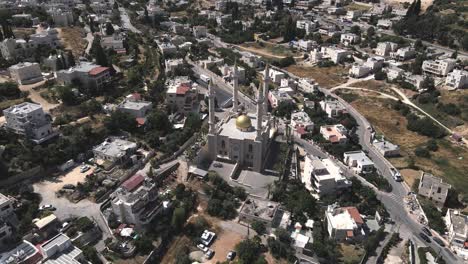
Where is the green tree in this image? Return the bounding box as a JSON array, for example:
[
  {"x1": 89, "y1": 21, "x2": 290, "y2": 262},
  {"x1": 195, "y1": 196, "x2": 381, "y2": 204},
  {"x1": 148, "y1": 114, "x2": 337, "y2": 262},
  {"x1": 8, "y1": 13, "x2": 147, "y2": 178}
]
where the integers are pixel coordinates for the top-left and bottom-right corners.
[
  {"x1": 367, "y1": 26, "x2": 375, "y2": 37},
  {"x1": 251, "y1": 220, "x2": 266, "y2": 235},
  {"x1": 171, "y1": 207, "x2": 187, "y2": 231},
  {"x1": 134, "y1": 235, "x2": 154, "y2": 254},
  {"x1": 235, "y1": 239, "x2": 263, "y2": 264},
  {"x1": 0, "y1": 82, "x2": 21, "y2": 98},
  {"x1": 104, "y1": 110, "x2": 137, "y2": 133},
  {"x1": 56, "y1": 85, "x2": 78, "y2": 105},
  {"x1": 147, "y1": 110, "x2": 172, "y2": 134},
  {"x1": 105, "y1": 22, "x2": 115, "y2": 35}
]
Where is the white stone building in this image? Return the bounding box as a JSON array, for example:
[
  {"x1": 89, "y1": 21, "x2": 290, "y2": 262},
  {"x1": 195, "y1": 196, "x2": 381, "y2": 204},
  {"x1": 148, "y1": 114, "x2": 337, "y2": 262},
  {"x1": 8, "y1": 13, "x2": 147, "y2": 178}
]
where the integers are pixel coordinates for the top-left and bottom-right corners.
[
  {"x1": 422, "y1": 59, "x2": 456, "y2": 76},
  {"x1": 444, "y1": 209, "x2": 468, "y2": 259},
  {"x1": 166, "y1": 76, "x2": 199, "y2": 114},
  {"x1": 320, "y1": 124, "x2": 348, "y2": 144},
  {"x1": 3, "y1": 102, "x2": 55, "y2": 143},
  {"x1": 296, "y1": 20, "x2": 317, "y2": 35},
  {"x1": 340, "y1": 33, "x2": 360, "y2": 46},
  {"x1": 349, "y1": 64, "x2": 371, "y2": 78},
  {"x1": 390, "y1": 47, "x2": 416, "y2": 61},
  {"x1": 343, "y1": 150, "x2": 374, "y2": 174},
  {"x1": 268, "y1": 89, "x2": 294, "y2": 108},
  {"x1": 193, "y1": 25, "x2": 207, "y2": 38},
  {"x1": 321, "y1": 46, "x2": 350, "y2": 64},
  {"x1": 40, "y1": 233, "x2": 85, "y2": 263},
  {"x1": 445, "y1": 69, "x2": 468, "y2": 89},
  {"x1": 92, "y1": 137, "x2": 138, "y2": 167},
  {"x1": 291, "y1": 110, "x2": 314, "y2": 138},
  {"x1": 56, "y1": 62, "x2": 111, "y2": 89},
  {"x1": 326, "y1": 204, "x2": 364, "y2": 241},
  {"x1": 117, "y1": 99, "x2": 152, "y2": 119},
  {"x1": 8, "y1": 62, "x2": 43, "y2": 85},
  {"x1": 302, "y1": 155, "x2": 351, "y2": 196},
  {"x1": 111, "y1": 173, "x2": 162, "y2": 228},
  {"x1": 101, "y1": 34, "x2": 125, "y2": 53},
  {"x1": 48, "y1": 9, "x2": 74, "y2": 26},
  {"x1": 418, "y1": 172, "x2": 451, "y2": 207},
  {"x1": 375, "y1": 42, "x2": 398, "y2": 57},
  {"x1": 319, "y1": 99, "x2": 346, "y2": 118}
]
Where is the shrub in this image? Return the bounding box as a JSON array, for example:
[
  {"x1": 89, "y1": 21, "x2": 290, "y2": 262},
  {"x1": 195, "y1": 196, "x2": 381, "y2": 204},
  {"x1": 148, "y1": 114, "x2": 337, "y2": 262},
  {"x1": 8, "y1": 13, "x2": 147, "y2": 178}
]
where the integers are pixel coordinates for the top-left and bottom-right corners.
[{"x1": 415, "y1": 147, "x2": 431, "y2": 158}]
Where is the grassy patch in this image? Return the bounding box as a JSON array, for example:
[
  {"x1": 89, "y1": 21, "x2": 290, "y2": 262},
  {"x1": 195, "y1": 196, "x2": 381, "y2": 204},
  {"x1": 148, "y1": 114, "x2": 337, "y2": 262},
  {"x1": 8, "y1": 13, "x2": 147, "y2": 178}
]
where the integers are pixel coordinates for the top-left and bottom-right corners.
[
  {"x1": 345, "y1": 2, "x2": 372, "y2": 11},
  {"x1": 58, "y1": 27, "x2": 87, "y2": 58},
  {"x1": 285, "y1": 65, "x2": 349, "y2": 88},
  {"x1": 240, "y1": 42, "x2": 299, "y2": 58},
  {"x1": 339, "y1": 243, "x2": 365, "y2": 264}
]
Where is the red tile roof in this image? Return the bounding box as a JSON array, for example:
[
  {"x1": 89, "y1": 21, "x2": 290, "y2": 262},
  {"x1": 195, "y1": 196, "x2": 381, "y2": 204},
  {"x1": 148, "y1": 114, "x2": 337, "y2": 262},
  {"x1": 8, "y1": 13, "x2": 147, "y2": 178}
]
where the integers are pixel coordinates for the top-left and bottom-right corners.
[
  {"x1": 89, "y1": 66, "x2": 109, "y2": 76},
  {"x1": 344, "y1": 207, "x2": 364, "y2": 225},
  {"x1": 346, "y1": 230, "x2": 354, "y2": 238},
  {"x1": 122, "y1": 174, "x2": 145, "y2": 191},
  {"x1": 136, "y1": 117, "x2": 146, "y2": 126},
  {"x1": 176, "y1": 84, "x2": 191, "y2": 95}
]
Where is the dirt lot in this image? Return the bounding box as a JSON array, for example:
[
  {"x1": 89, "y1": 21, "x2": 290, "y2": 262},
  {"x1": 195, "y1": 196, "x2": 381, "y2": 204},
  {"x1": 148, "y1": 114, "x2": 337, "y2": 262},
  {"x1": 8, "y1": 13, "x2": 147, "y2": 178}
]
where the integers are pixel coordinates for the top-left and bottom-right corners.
[
  {"x1": 351, "y1": 94, "x2": 468, "y2": 198},
  {"x1": 57, "y1": 27, "x2": 87, "y2": 57},
  {"x1": 239, "y1": 42, "x2": 300, "y2": 59},
  {"x1": 350, "y1": 80, "x2": 401, "y2": 98},
  {"x1": 385, "y1": 0, "x2": 433, "y2": 11},
  {"x1": 206, "y1": 228, "x2": 243, "y2": 264},
  {"x1": 286, "y1": 65, "x2": 349, "y2": 88},
  {"x1": 400, "y1": 169, "x2": 421, "y2": 189},
  {"x1": 38, "y1": 165, "x2": 94, "y2": 192}
]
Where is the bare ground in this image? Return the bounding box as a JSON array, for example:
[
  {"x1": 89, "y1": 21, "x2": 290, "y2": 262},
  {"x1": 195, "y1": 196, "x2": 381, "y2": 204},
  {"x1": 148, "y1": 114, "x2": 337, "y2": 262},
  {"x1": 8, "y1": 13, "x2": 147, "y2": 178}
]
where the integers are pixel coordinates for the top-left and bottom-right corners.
[{"x1": 286, "y1": 65, "x2": 349, "y2": 88}]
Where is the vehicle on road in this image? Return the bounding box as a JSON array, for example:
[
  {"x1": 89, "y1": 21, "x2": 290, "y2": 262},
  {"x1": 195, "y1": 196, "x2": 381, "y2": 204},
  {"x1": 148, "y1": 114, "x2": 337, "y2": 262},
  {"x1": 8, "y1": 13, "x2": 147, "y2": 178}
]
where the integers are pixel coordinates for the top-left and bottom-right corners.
[
  {"x1": 39, "y1": 204, "x2": 56, "y2": 211},
  {"x1": 205, "y1": 249, "x2": 214, "y2": 259},
  {"x1": 419, "y1": 232, "x2": 431, "y2": 243},
  {"x1": 227, "y1": 251, "x2": 236, "y2": 260},
  {"x1": 422, "y1": 227, "x2": 432, "y2": 237},
  {"x1": 63, "y1": 184, "x2": 75, "y2": 190},
  {"x1": 200, "y1": 74, "x2": 211, "y2": 83},
  {"x1": 197, "y1": 243, "x2": 208, "y2": 252},
  {"x1": 390, "y1": 167, "x2": 402, "y2": 182},
  {"x1": 433, "y1": 237, "x2": 445, "y2": 247}
]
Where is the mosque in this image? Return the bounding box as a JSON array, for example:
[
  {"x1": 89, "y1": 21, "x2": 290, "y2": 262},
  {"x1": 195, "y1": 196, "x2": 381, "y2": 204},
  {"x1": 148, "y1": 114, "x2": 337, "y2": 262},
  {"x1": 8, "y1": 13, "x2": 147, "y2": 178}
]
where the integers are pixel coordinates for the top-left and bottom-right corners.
[{"x1": 207, "y1": 64, "x2": 276, "y2": 172}]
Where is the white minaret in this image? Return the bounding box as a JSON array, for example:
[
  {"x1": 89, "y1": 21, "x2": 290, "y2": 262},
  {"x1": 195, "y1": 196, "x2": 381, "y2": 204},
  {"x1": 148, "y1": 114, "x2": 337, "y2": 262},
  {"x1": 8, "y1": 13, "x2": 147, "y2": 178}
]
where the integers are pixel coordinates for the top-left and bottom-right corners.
[
  {"x1": 208, "y1": 80, "x2": 216, "y2": 134},
  {"x1": 256, "y1": 84, "x2": 264, "y2": 141},
  {"x1": 232, "y1": 61, "x2": 239, "y2": 113},
  {"x1": 263, "y1": 64, "x2": 270, "y2": 114}
]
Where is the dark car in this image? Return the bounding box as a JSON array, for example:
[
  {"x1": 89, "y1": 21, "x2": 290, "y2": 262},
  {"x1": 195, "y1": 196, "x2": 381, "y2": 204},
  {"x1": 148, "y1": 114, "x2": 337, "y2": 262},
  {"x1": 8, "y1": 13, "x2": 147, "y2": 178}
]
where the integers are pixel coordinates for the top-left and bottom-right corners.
[
  {"x1": 421, "y1": 227, "x2": 432, "y2": 237},
  {"x1": 433, "y1": 237, "x2": 445, "y2": 247},
  {"x1": 419, "y1": 232, "x2": 431, "y2": 243}
]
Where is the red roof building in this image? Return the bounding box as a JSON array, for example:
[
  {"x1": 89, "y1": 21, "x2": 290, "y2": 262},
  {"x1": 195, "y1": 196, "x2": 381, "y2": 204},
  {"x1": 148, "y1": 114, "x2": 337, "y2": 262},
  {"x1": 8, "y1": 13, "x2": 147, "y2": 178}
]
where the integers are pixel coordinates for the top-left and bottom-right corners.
[
  {"x1": 89, "y1": 66, "x2": 109, "y2": 76},
  {"x1": 122, "y1": 174, "x2": 145, "y2": 192}
]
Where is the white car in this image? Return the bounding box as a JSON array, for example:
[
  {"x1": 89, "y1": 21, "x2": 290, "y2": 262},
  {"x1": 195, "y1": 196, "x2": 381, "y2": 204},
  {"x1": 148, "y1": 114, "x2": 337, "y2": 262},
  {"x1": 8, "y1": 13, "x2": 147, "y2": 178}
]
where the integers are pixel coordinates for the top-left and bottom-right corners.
[
  {"x1": 197, "y1": 243, "x2": 208, "y2": 252},
  {"x1": 39, "y1": 204, "x2": 56, "y2": 211},
  {"x1": 80, "y1": 165, "x2": 90, "y2": 173}
]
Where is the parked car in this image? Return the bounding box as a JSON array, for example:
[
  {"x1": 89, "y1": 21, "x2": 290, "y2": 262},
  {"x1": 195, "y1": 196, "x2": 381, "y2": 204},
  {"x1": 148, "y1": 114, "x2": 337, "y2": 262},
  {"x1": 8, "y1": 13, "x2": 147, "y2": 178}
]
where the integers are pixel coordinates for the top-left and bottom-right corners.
[
  {"x1": 39, "y1": 204, "x2": 56, "y2": 211},
  {"x1": 63, "y1": 184, "x2": 75, "y2": 190},
  {"x1": 227, "y1": 251, "x2": 236, "y2": 260},
  {"x1": 433, "y1": 237, "x2": 445, "y2": 247},
  {"x1": 419, "y1": 232, "x2": 431, "y2": 243},
  {"x1": 213, "y1": 163, "x2": 223, "y2": 168},
  {"x1": 422, "y1": 227, "x2": 432, "y2": 237},
  {"x1": 205, "y1": 249, "x2": 214, "y2": 259},
  {"x1": 197, "y1": 243, "x2": 208, "y2": 252},
  {"x1": 80, "y1": 165, "x2": 90, "y2": 173}
]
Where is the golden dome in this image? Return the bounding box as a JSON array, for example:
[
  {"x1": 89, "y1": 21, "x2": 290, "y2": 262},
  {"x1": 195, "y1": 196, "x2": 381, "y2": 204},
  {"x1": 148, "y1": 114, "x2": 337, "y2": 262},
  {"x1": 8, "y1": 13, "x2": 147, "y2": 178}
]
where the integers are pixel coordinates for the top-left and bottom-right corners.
[{"x1": 236, "y1": 114, "x2": 252, "y2": 130}]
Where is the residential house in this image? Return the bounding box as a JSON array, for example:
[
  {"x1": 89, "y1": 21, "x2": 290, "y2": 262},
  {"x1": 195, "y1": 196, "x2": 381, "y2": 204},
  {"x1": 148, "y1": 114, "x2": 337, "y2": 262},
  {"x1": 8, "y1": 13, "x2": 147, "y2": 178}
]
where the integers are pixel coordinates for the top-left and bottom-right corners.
[
  {"x1": 40, "y1": 233, "x2": 85, "y2": 264},
  {"x1": 445, "y1": 69, "x2": 468, "y2": 89},
  {"x1": 349, "y1": 64, "x2": 371, "y2": 78},
  {"x1": 346, "y1": 10, "x2": 362, "y2": 20},
  {"x1": 0, "y1": 240, "x2": 42, "y2": 264},
  {"x1": 48, "y1": 8, "x2": 74, "y2": 26},
  {"x1": 199, "y1": 56, "x2": 224, "y2": 69},
  {"x1": 111, "y1": 173, "x2": 163, "y2": 228},
  {"x1": 302, "y1": 155, "x2": 351, "y2": 196},
  {"x1": 101, "y1": 34, "x2": 126, "y2": 53},
  {"x1": 319, "y1": 99, "x2": 346, "y2": 118},
  {"x1": 326, "y1": 204, "x2": 365, "y2": 241},
  {"x1": 385, "y1": 67, "x2": 404, "y2": 81},
  {"x1": 56, "y1": 62, "x2": 111, "y2": 89},
  {"x1": 220, "y1": 64, "x2": 246, "y2": 83},
  {"x1": 298, "y1": 78, "x2": 319, "y2": 93},
  {"x1": 320, "y1": 124, "x2": 348, "y2": 144},
  {"x1": 240, "y1": 51, "x2": 261, "y2": 68},
  {"x1": 418, "y1": 172, "x2": 451, "y2": 207},
  {"x1": 321, "y1": 46, "x2": 350, "y2": 64},
  {"x1": 239, "y1": 196, "x2": 284, "y2": 228},
  {"x1": 166, "y1": 76, "x2": 199, "y2": 114},
  {"x1": 3, "y1": 102, "x2": 55, "y2": 143},
  {"x1": 156, "y1": 40, "x2": 177, "y2": 55},
  {"x1": 340, "y1": 33, "x2": 360, "y2": 46},
  {"x1": 117, "y1": 99, "x2": 152, "y2": 118},
  {"x1": 165, "y1": 58, "x2": 184, "y2": 74},
  {"x1": 193, "y1": 25, "x2": 207, "y2": 38},
  {"x1": 268, "y1": 89, "x2": 294, "y2": 108},
  {"x1": 8, "y1": 62, "x2": 43, "y2": 85},
  {"x1": 291, "y1": 110, "x2": 314, "y2": 138},
  {"x1": 390, "y1": 47, "x2": 416, "y2": 61},
  {"x1": 0, "y1": 38, "x2": 35, "y2": 60},
  {"x1": 422, "y1": 59, "x2": 456, "y2": 76},
  {"x1": 263, "y1": 68, "x2": 285, "y2": 84},
  {"x1": 92, "y1": 137, "x2": 138, "y2": 167},
  {"x1": 296, "y1": 20, "x2": 317, "y2": 35},
  {"x1": 364, "y1": 57, "x2": 384, "y2": 71},
  {"x1": 375, "y1": 42, "x2": 398, "y2": 57},
  {"x1": 343, "y1": 151, "x2": 374, "y2": 174},
  {"x1": 377, "y1": 19, "x2": 392, "y2": 29},
  {"x1": 372, "y1": 139, "x2": 400, "y2": 157},
  {"x1": 444, "y1": 209, "x2": 468, "y2": 257}
]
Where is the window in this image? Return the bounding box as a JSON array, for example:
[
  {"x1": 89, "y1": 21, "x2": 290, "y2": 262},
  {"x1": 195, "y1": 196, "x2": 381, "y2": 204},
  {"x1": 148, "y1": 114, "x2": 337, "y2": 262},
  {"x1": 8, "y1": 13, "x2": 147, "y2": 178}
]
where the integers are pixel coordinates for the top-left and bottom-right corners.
[
  {"x1": 221, "y1": 140, "x2": 226, "y2": 149},
  {"x1": 248, "y1": 144, "x2": 253, "y2": 152}
]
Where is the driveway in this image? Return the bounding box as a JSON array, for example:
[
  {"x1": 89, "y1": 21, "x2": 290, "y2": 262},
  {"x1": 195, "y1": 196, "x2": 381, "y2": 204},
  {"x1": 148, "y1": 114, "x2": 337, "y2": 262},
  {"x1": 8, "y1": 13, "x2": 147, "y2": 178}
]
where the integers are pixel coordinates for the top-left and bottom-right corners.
[
  {"x1": 18, "y1": 81, "x2": 59, "y2": 112},
  {"x1": 33, "y1": 166, "x2": 112, "y2": 250}
]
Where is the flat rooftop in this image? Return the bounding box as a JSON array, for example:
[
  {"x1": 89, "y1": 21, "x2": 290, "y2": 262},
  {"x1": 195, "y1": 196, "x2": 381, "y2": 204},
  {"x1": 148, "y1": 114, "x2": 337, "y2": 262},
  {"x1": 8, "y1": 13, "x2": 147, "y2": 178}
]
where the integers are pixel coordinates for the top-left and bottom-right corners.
[
  {"x1": 118, "y1": 100, "x2": 152, "y2": 110},
  {"x1": 4, "y1": 102, "x2": 42, "y2": 115},
  {"x1": 93, "y1": 138, "x2": 137, "y2": 158},
  {"x1": 240, "y1": 196, "x2": 279, "y2": 222}
]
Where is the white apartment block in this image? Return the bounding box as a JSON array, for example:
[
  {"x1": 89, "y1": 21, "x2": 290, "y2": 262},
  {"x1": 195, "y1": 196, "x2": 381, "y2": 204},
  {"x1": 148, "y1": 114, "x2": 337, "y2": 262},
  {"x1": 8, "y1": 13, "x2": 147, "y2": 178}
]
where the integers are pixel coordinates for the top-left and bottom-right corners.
[
  {"x1": 92, "y1": 137, "x2": 138, "y2": 167},
  {"x1": 296, "y1": 20, "x2": 317, "y2": 35},
  {"x1": 340, "y1": 33, "x2": 360, "y2": 46},
  {"x1": 320, "y1": 124, "x2": 348, "y2": 144},
  {"x1": 291, "y1": 110, "x2": 314, "y2": 138},
  {"x1": 8, "y1": 62, "x2": 43, "y2": 85},
  {"x1": 3, "y1": 102, "x2": 55, "y2": 143},
  {"x1": 364, "y1": 57, "x2": 384, "y2": 71},
  {"x1": 385, "y1": 67, "x2": 404, "y2": 81},
  {"x1": 422, "y1": 59, "x2": 456, "y2": 76},
  {"x1": 444, "y1": 209, "x2": 468, "y2": 258},
  {"x1": 56, "y1": 62, "x2": 111, "y2": 89},
  {"x1": 29, "y1": 28, "x2": 60, "y2": 48},
  {"x1": 390, "y1": 47, "x2": 416, "y2": 61},
  {"x1": 166, "y1": 76, "x2": 199, "y2": 114},
  {"x1": 375, "y1": 42, "x2": 398, "y2": 57},
  {"x1": 319, "y1": 99, "x2": 346, "y2": 118},
  {"x1": 326, "y1": 204, "x2": 364, "y2": 241},
  {"x1": 377, "y1": 19, "x2": 392, "y2": 29},
  {"x1": 40, "y1": 233, "x2": 85, "y2": 263},
  {"x1": 199, "y1": 56, "x2": 224, "y2": 69},
  {"x1": 418, "y1": 172, "x2": 451, "y2": 207},
  {"x1": 221, "y1": 64, "x2": 246, "y2": 83},
  {"x1": 349, "y1": 64, "x2": 371, "y2": 78},
  {"x1": 111, "y1": 173, "x2": 162, "y2": 228},
  {"x1": 320, "y1": 46, "x2": 350, "y2": 64},
  {"x1": 165, "y1": 58, "x2": 184, "y2": 74},
  {"x1": 263, "y1": 68, "x2": 285, "y2": 84},
  {"x1": 343, "y1": 151, "x2": 374, "y2": 174},
  {"x1": 101, "y1": 34, "x2": 125, "y2": 53},
  {"x1": 268, "y1": 89, "x2": 294, "y2": 108},
  {"x1": 445, "y1": 69, "x2": 468, "y2": 89},
  {"x1": 302, "y1": 155, "x2": 351, "y2": 196},
  {"x1": 298, "y1": 78, "x2": 319, "y2": 93},
  {"x1": 0, "y1": 38, "x2": 35, "y2": 60},
  {"x1": 117, "y1": 99, "x2": 152, "y2": 119},
  {"x1": 48, "y1": 9, "x2": 74, "y2": 26}
]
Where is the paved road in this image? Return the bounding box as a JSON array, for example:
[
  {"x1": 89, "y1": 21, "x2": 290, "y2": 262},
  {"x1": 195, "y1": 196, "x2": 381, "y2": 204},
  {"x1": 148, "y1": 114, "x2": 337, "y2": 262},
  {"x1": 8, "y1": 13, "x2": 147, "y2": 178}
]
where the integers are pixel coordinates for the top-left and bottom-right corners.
[{"x1": 119, "y1": 7, "x2": 141, "y2": 34}]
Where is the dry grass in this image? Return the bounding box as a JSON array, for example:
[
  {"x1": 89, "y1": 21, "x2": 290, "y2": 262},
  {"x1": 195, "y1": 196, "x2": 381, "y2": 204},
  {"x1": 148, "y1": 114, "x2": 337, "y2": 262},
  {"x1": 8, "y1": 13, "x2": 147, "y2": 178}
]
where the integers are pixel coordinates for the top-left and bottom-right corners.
[
  {"x1": 351, "y1": 94, "x2": 468, "y2": 197},
  {"x1": 346, "y1": 2, "x2": 372, "y2": 11},
  {"x1": 239, "y1": 42, "x2": 299, "y2": 59},
  {"x1": 339, "y1": 243, "x2": 365, "y2": 264},
  {"x1": 350, "y1": 80, "x2": 400, "y2": 98},
  {"x1": 400, "y1": 169, "x2": 421, "y2": 189},
  {"x1": 286, "y1": 65, "x2": 349, "y2": 88},
  {"x1": 12, "y1": 28, "x2": 35, "y2": 39},
  {"x1": 58, "y1": 27, "x2": 87, "y2": 57},
  {"x1": 160, "y1": 236, "x2": 192, "y2": 264}
]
